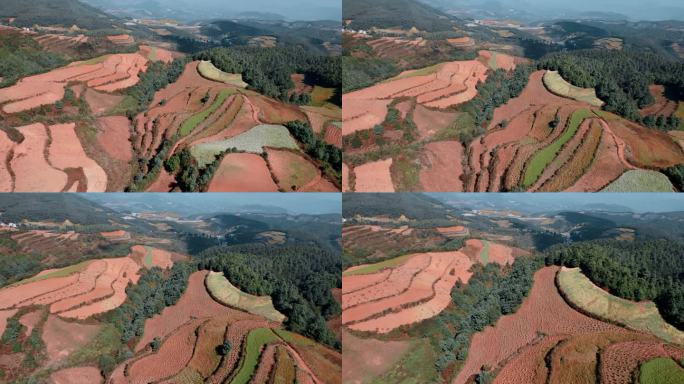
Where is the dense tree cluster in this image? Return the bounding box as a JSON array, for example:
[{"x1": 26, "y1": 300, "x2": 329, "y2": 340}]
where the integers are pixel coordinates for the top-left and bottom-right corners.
[
  {"x1": 284, "y1": 121, "x2": 342, "y2": 184},
  {"x1": 545, "y1": 239, "x2": 684, "y2": 329},
  {"x1": 196, "y1": 243, "x2": 341, "y2": 348},
  {"x1": 108, "y1": 262, "x2": 193, "y2": 343},
  {"x1": 458, "y1": 65, "x2": 534, "y2": 143},
  {"x1": 538, "y1": 50, "x2": 684, "y2": 123},
  {"x1": 663, "y1": 165, "x2": 684, "y2": 192},
  {"x1": 433, "y1": 257, "x2": 543, "y2": 371},
  {"x1": 125, "y1": 58, "x2": 188, "y2": 120},
  {"x1": 0, "y1": 31, "x2": 67, "y2": 87},
  {"x1": 193, "y1": 46, "x2": 340, "y2": 103}
]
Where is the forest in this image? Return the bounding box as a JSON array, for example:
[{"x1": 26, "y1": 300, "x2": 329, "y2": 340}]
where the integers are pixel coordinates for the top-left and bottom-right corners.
[
  {"x1": 538, "y1": 49, "x2": 684, "y2": 124},
  {"x1": 193, "y1": 46, "x2": 341, "y2": 104},
  {"x1": 0, "y1": 31, "x2": 67, "y2": 88},
  {"x1": 284, "y1": 120, "x2": 342, "y2": 184},
  {"x1": 457, "y1": 65, "x2": 534, "y2": 144},
  {"x1": 432, "y1": 257, "x2": 544, "y2": 375},
  {"x1": 196, "y1": 243, "x2": 341, "y2": 349},
  {"x1": 545, "y1": 239, "x2": 684, "y2": 329}
]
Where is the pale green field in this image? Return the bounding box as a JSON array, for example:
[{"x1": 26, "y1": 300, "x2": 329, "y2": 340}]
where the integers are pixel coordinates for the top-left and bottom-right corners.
[
  {"x1": 601, "y1": 170, "x2": 675, "y2": 192},
  {"x1": 558, "y1": 267, "x2": 684, "y2": 345},
  {"x1": 190, "y1": 124, "x2": 298, "y2": 167},
  {"x1": 206, "y1": 271, "x2": 285, "y2": 322},
  {"x1": 197, "y1": 60, "x2": 248, "y2": 88},
  {"x1": 543, "y1": 71, "x2": 604, "y2": 107}
]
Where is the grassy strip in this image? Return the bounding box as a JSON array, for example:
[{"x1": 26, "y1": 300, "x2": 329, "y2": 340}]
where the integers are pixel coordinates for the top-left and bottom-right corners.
[
  {"x1": 343, "y1": 253, "x2": 415, "y2": 277},
  {"x1": 480, "y1": 240, "x2": 490, "y2": 264},
  {"x1": 10, "y1": 260, "x2": 92, "y2": 287},
  {"x1": 230, "y1": 328, "x2": 280, "y2": 384},
  {"x1": 179, "y1": 89, "x2": 236, "y2": 137},
  {"x1": 143, "y1": 246, "x2": 153, "y2": 268},
  {"x1": 639, "y1": 358, "x2": 684, "y2": 384},
  {"x1": 558, "y1": 268, "x2": 684, "y2": 345},
  {"x1": 523, "y1": 109, "x2": 592, "y2": 188},
  {"x1": 543, "y1": 71, "x2": 604, "y2": 107},
  {"x1": 206, "y1": 272, "x2": 286, "y2": 323}
]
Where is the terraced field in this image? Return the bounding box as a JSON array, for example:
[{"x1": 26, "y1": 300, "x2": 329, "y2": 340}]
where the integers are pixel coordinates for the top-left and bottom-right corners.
[
  {"x1": 111, "y1": 271, "x2": 341, "y2": 384},
  {"x1": 345, "y1": 64, "x2": 684, "y2": 192},
  {"x1": 206, "y1": 271, "x2": 286, "y2": 323},
  {"x1": 342, "y1": 240, "x2": 520, "y2": 334},
  {"x1": 197, "y1": 60, "x2": 248, "y2": 87},
  {"x1": 0, "y1": 246, "x2": 176, "y2": 320},
  {"x1": 454, "y1": 266, "x2": 684, "y2": 384}
]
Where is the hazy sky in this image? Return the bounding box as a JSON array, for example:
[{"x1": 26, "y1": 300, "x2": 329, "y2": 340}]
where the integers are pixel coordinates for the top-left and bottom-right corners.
[
  {"x1": 424, "y1": 0, "x2": 684, "y2": 21},
  {"x1": 429, "y1": 193, "x2": 684, "y2": 213},
  {"x1": 177, "y1": 0, "x2": 341, "y2": 20}
]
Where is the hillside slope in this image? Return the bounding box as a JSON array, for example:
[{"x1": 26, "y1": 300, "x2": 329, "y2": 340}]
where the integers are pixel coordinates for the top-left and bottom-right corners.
[
  {"x1": 0, "y1": 0, "x2": 118, "y2": 29},
  {"x1": 343, "y1": 0, "x2": 456, "y2": 32}
]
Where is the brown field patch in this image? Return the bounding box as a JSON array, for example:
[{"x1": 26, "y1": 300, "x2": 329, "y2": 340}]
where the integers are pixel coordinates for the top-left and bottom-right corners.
[
  {"x1": 85, "y1": 88, "x2": 123, "y2": 116},
  {"x1": 97, "y1": 116, "x2": 132, "y2": 162},
  {"x1": 19, "y1": 309, "x2": 42, "y2": 336},
  {"x1": 342, "y1": 163, "x2": 351, "y2": 192},
  {"x1": 419, "y1": 141, "x2": 464, "y2": 191},
  {"x1": 265, "y1": 148, "x2": 319, "y2": 192},
  {"x1": 608, "y1": 115, "x2": 684, "y2": 168},
  {"x1": 413, "y1": 104, "x2": 457, "y2": 140},
  {"x1": 207, "y1": 153, "x2": 278, "y2": 192},
  {"x1": 342, "y1": 330, "x2": 411, "y2": 384},
  {"x1": 50, "y1": 366, "x2": 103, "y2": 384},
  {"x1": 146, "y1": 169, "x2": 176, "y2": 192},
  {"x1": 342, "y1": 98, "x2": 392, "y2": 136},
  {"x1": 48, "y1": 123, "x2": 108, "y2": 192},
  {"x1": 639, "y1": 85, "x2": 677, "y2": 117},
  {"x1": 11, "y1": 123, "x2": 68, "y2": 192},
  {"x1": 42, "y1": 315, "x2": 101, "y2": 361},
  {"x1": 323, "y1": 123, "x2": 342, "y2": 148},
  {"x1": 0, "y1": 309, "x2": 18, "y2": 336},
  {"x1": 353, "y1": 159, "x2": 395, "y2": 192}
]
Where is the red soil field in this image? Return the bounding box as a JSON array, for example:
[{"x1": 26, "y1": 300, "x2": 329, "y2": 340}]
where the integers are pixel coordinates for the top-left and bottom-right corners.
[
  {"x1": 126, "y1": 320, "x2": 202, "y2": 383},
  {"x1": 49, "y1": 367, "x2": 103, "y2": 384},
  {"x1": 342, "y1": 163, "x2": 351, "y2": 192},
  {"x1": 609, "y1": 116, "x2": 684, "y2": 168},
  {"x1": 479, "y1": 50, "x2": 518, "y2": 71},
  {"x1": 419, "y1": 141, "x2": 464, "y2": 191},
  {"x1": 42, "y1": 315, "x2": 101, "y2": 361},
  {"x1": 106, "y1": 34, "x2": 134, "y2": 45},
  {"x1": 139, "y1": 45, "x2": 175, "y2": 63},
  {"x1": 85, "y1": 88, "x2": 123, "y2": 115},
  {"x1": 349, "y1": 252, "x2": 474, "y2": 333},
  {"x1": 353, "y1": 159, "x2": 395, "y2": 192},
  {"x1": 300, "y1": 175, "x2": 339, "y2": 192},
  {"x1": 146, "y1": 169, "x2": 176, "y2": 192},
  {"x1": 453, "y1": 267, "x2": 624, "y2": 384},
  {"x1": 0, "y1": 131, "x2": 14, "y2": 192},
  {"x1": 207, "y1": 153, "x2": 278, "y2": 192},
  {"x1": 448, "y1": 37, "x2": 475, "y2": 47},
  {"x1": 134, "y1": 271, "x2": 259, "y2": 352},
  {"x1": 567, "y1": 128, "x2": 629, "y2": 191},
  {"x1": 494, "y1": 335, "x2": 564, "y2": 384},
  {"x1": 252, "y1": 343, "x2": 278, "y2": 383},
  {"x1": 48, "y1": 123, "x2": 108, "y2": 192},
  {"x1": 600, "y1": 341, "x2": 684, "y2": 384},
  {"x1": 97, "y1": 116, "x2": 133, "y2": 162},
  {"x1": 324, "y1": 123, "x2": 342, "y2": 148},
  {"x1": 265, "y1": 148, "x2": 322, "y2": 192},
  {"x1": 18, "y1": 310, "x2": 42, "y2": 337},
  {"x1": 413, "y1": 105, "x2": 457, "y2": 140},
  {"x1": 342, "y1": 98, "x2": 392, "y2": 136},
  {"x1": 11, "y1": 123, "x2": 68, "y2": 192},
  {"x1": 100, "y1": 230, "x2": 130, "y2": 240},
  {"x1": 0, "y1": 53, "x2": 148, "y2": 113},
  {"x1": 0, "y1": 309, "x2": 18, "y2": 336},
  {"x1": 291, "y1": 74, "x2": 313, "y2": 94},
  {"x1": 461, "y1": 239, "x2": 485, "y2": 261},
  {"x1": 131, "y1": 245, "x2": 175, "y2": 269},
  {"x1": 343, "y1": 269, "x2": 392, "y2": 295},
  {"x1": 250, "y1": 95, "x2": 306, "y2": 124},
  {"x1": 639, "y1": 85, "x2": 677, "y2": 117}
]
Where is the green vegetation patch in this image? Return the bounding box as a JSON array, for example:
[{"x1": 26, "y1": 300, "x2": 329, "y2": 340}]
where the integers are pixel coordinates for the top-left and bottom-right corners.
[
  {"x1": 372, "y1": 338, "x2": 440, "y2": 384},
  {"x1": 543, "y1": 71, "x2": 604, "y2": 107},
  {"x1": 179, "y1": 89, "x2": 237, "y2": 137},
  {"x1": 344, "y1": 253, "x2": 416, "y2": 277},
  {"x1": 385, "y1": 63, "x2": 444, "y2": 82},
  {"x1": 523, "y1": 109, "x2": 593, "y2": 188},
  {"x1": 601, "y1": 170, "x2": 675, "y2": 192},
  {"x1": 558, "y1": 268, "x2": 684, "y2": 345},
  {"x1": 310, "y1": 86, "x2": 336, "y2": 107},
  {"x1": 79, "y1": 55, "x2": 111, "y2": 66},
  {"x1": 10, "y1": 260, "x2": 92, "y2": 287},
  {"x1": 231, "y1": 328, "x2": 280, "y2": 384},
  {"x1": 677, "y1": 102, "x2": 684, "y2": 131},
  {"x1": 206, "y1": 272, "x2": 286, "y2": 322},
  {"x1": 190, "y1": 124, "x2": 299, "y2": 167},
  {"x1": 197, "y1": 60, "x2": 248, "y2": 88},
  {"x1": 480, "y1": 240, "x2": 490, "y2": 264},
  {"x1": 639, "y1": 358, "x2": 684, "y2": 384},
  {"x1": 143, "y1": 246, "x2": 154, "y2": 268}
]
